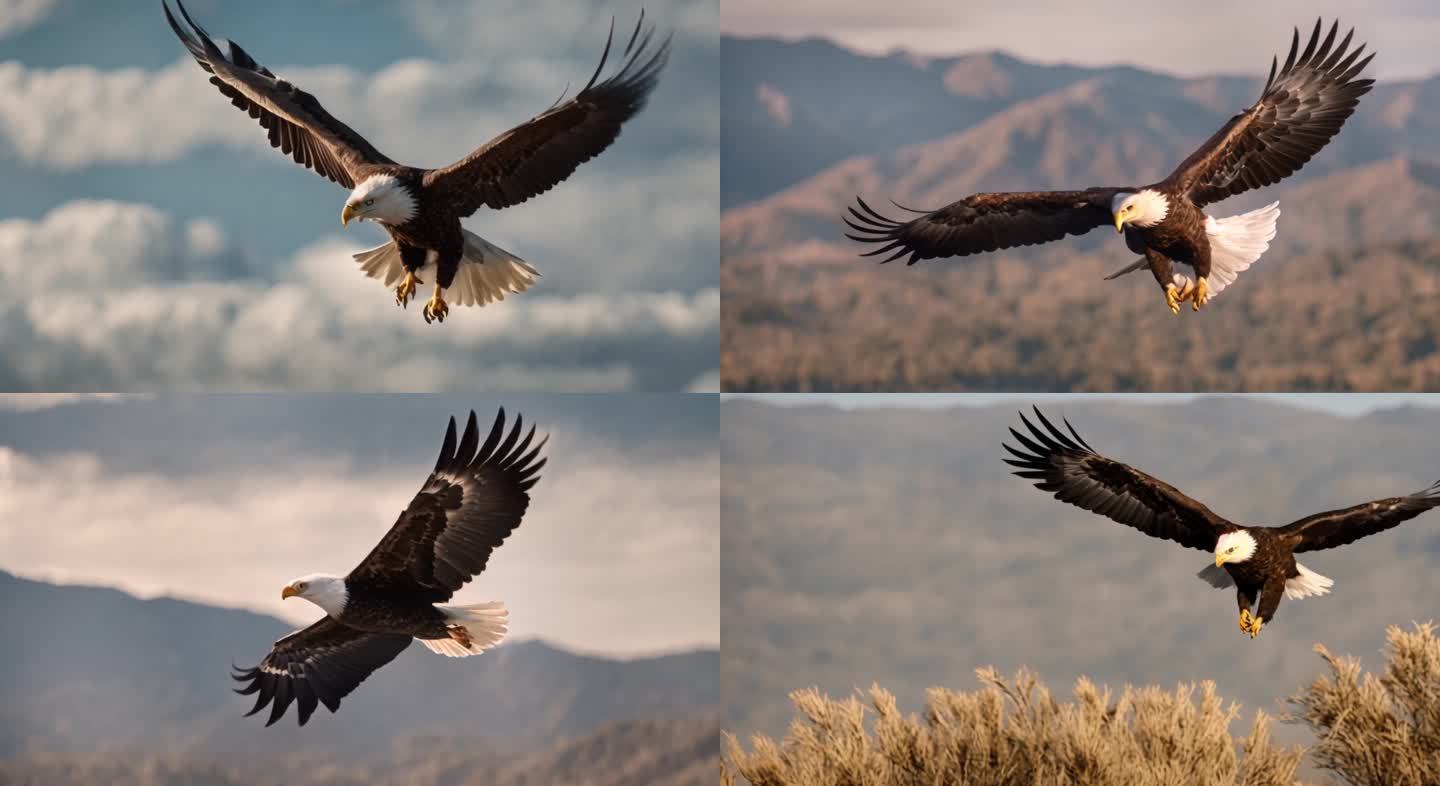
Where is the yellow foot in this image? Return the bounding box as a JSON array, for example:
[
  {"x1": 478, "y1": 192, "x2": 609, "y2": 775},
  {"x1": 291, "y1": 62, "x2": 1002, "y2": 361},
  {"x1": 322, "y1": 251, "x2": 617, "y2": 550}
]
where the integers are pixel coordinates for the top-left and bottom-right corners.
[
  {"x1": 396, "y1": 271, "x2": 422, "y2": 308},
  {"x1": 1190, "y1": 276, "x2": 1210, "y2": 311},
  {"x1": 447, "y1": 624, "x2": 474, "y2": 649},
  {"x1": 1246, "y1": 615, "x2": 1265, "y2": 639},
  {"x1": 422, "y1": 285, "x2": 449, "y2": 324},
  {"x1": 1164, "y1": 284, "x2": 1182, "y2": 315},
  {"x1": 1238, "y1": 608, "x2": 1253, "y2": 634}
]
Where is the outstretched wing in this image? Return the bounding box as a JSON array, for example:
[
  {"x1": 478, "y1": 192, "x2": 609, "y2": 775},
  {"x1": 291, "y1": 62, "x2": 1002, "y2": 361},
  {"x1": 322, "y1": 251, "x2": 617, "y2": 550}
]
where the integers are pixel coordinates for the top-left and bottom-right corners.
[
  {"x1": 231, "y1": 617, "x2": 411, "y2": 726},
  {"x1": 346, "y1": 408, "x2": 547, "y2": 601},
  {"x1": 1002, "y1": 408, "x2": 1234, "y2": 552},
  {"x1": 1166, "y1": 19, "x2": 1374, "y2": 207},
  {"x1": 423, "y1": 14, "x2": 669, "y2": 216},
  {"x1": 164, "y1": 0, "x2": 396, "y2": 188},
  {"x1": 1276, "y1": 481, "x2": 1440, "y2": 553},
  {"x1": 843, "y1": 190, "x2": 1119, "y2": 265}
]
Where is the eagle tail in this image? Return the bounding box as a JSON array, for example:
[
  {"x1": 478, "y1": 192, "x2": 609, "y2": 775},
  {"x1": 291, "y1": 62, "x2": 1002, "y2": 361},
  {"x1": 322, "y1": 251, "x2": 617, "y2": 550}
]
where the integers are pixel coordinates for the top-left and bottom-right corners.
[
  {"x1": 422, "y1": 601, "x2": 509, "y2": 658},
  {"x1": 450, "y1": 229, "x2": 542, "y2": 308},
  {"x1": 1182, "y1": 201, "x2": 1281, "y2": 297},
  {"x1": 1284, "y1": 562, "x2": 1334, "y2": 600},
  {"x1": 351, "y1": 232, "x2": 541, "y2": 308}
]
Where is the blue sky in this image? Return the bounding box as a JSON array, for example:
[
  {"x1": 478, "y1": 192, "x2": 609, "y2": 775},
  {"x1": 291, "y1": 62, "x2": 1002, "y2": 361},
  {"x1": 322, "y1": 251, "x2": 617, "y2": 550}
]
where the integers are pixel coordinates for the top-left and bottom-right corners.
[
  {"x1": 0, "y1": 0, "x2": 718, "y2": 392},
  {"x1": 0, "y1": 393, "x2": 720, "y2": 655},
  {"x1": 724, "y1": 393, "x2": 1440, "y2": 416}
]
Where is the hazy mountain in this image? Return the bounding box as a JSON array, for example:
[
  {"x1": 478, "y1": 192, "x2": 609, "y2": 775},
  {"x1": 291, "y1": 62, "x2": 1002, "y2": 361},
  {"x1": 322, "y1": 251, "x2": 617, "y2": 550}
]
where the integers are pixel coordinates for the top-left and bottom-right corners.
[
  {"x1": 0, "y1": 572, "x2": 718, "y2": 762},
  {"x1": 720, "y1": 35, "x2": 1440, "y2": 392},
  {"x1": 720, "y1": 397, "x2": 1440, "y2": 743}
]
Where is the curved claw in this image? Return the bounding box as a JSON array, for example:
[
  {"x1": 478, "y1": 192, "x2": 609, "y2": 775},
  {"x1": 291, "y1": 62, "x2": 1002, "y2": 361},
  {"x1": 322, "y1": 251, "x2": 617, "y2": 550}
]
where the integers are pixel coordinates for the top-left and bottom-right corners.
[
  {"x1": 395, "y1": 271, "x2": 422, "y2": 308},
  {"x1": 1190, "y1": 276, "x2": 1210, "y2": 311},
  {"x1": 422, "y1": 287, "x2": 449, "y2": 325},
  {"x1": 1165, "y1": 284, "x2": 1182, "y2": 315}
]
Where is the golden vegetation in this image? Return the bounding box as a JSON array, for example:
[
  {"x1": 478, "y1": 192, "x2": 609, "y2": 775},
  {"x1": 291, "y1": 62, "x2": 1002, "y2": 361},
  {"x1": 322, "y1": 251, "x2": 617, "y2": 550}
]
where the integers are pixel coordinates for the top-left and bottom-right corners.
[
  {"x1": 723, "y1": 625, "x2": 1440, "y2": 786},
  {"x1": 722, "y1": 242, "x2": 1440, "y2": 391}
]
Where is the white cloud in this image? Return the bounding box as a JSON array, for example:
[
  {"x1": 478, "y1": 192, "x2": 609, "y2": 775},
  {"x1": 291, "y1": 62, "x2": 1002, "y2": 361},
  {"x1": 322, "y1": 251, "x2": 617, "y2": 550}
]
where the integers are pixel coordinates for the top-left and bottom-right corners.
[
  {"x1": 0, "y1": 0, "x2": 58, "y2": 39},
  {"x1": 0, "y1": 441, "x2": 719, "y2": 655},
  {"x1": 0, "y1": 393, "x2": 145, "y2": 411},
  {"x1": 0, "y1": 200, "x2": 718, "y2": 391}
]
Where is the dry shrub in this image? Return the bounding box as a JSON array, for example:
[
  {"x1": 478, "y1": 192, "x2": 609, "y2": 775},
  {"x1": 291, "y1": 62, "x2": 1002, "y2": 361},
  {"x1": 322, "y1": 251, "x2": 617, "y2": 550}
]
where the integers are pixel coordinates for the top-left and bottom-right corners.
[
  {"x1": 727, "y1": 624, "x2": 1440, "y2": 786},
  {"x1": 1285, "y1": 623, "x2": 1440, "y2": 786}
]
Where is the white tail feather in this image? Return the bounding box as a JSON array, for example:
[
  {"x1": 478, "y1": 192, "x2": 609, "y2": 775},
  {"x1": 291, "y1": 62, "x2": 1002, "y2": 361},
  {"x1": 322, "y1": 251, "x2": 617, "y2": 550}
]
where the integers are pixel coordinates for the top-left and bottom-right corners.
[
  {"x1": 421, "y1": 601, "x2": 509, "y2": 658},
  {"x1": 1285, "y1": 562, "x2": 1334, "y2": 600},
  {"x1": 353, "y1": 229, "x2": 540, "y2": 308},
  {"x1": 1171, "y1": 201, "x2": 1281, "y2": 297},
  {"x1": 1196, "y1": 563, "x2": 1234, "y2": 589}
]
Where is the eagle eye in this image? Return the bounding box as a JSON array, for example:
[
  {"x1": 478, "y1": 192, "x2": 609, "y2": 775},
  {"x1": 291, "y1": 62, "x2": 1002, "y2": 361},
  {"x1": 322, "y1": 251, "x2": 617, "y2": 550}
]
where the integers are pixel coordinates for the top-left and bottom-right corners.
[
  {"x1": 365, "y1": 198, "x2": 375, "y2": 206},
  {"x1": 297, "y1": 581, "x2": 308, "y2": 590}
]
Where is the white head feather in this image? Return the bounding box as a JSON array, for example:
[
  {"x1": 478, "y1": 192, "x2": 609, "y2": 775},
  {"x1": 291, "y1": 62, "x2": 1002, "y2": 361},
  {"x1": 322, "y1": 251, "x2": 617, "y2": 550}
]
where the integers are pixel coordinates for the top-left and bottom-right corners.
[
  {"x1": 1214, "y1": 530, "x2": 1258, "y2": 565},
  {"x1": 1112, "y1": 189, "x2": 1170, "y2": 228},
  {"x1": 345, "y1": 174, "x2": 417, "y2": 225},
  {"x1": 282, "y1": 573, "x2": 349, "y2": 617}
]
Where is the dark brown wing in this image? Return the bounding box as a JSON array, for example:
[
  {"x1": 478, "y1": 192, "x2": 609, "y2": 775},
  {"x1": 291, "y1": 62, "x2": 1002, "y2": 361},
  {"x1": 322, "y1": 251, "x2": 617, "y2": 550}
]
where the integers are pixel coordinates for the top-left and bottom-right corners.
[
  {"x1": 231, "y1": 617, "x2": 411, "y2": 727},
  {"x1": 1166, "y1": 19, "x2": 1374, "y2": 207},
  {"x1": 423, "y1": 14, "x2": 669, "y2": 216},
  {"x1": 1002, "y1": 408, "x2": 1233, "y2": 552},
  {"x1": 1276, "y1": 481, "x2": 1440, "y2": 553},
  {"x1": 346, "y1": 408, "x2": 547, "y2": 602},
  {"x1": 843, "y1": 190, "x2": 1119, "y2": 265},
  {"x1": 164, "y1": 0, "x2": 397, "y2": 188}
]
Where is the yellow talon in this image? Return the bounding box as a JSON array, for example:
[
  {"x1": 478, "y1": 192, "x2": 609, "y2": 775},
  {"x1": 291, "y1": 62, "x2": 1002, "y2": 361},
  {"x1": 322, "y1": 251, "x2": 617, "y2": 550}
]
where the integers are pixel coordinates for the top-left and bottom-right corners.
[
  {"x1": 1239, "y1": 608, "x2": 1253, "y2": 634},
  {"x1": 396, "y1": 271, "x2": 422, "y2": 308},
  {"x1": 1165, "y1": 284, "x2": 1182, "y2": 315},
  {"x1": 1248, "y1": 615, "x2": 1265, "y2": 639},
  {"x1": 1191, "y1": 276, "x2": 1210, "y2": 311},
  {"x1": 422, "y1": 285, "x2": 449, "y2": 325}
]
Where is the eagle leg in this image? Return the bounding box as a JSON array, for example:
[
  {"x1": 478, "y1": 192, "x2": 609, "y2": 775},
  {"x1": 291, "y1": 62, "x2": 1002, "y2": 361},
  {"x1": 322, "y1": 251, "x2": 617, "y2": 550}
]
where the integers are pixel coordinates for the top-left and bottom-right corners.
[
  {"x1": 422, "y1": 285, "x2": 449, "y2": 325},
  {"x1": 1247, "y1": 615, "x2": 1265, "y2": 639},
  {"x1": 1164, "y1": 283, "x2": 1183, "y2": 315},
  {"x1": 447, "y1": 624, "x2": 473, "y2": 649},
  {"x1": 1238, "y1": 608, "x2": 1254, "y2": 634},
  {"x1": 1190, "y1": 276, "x2": 1210, "y2": 311},
  {"x1": 396, "y1": 271, "x2": 422, "y2": 308}
]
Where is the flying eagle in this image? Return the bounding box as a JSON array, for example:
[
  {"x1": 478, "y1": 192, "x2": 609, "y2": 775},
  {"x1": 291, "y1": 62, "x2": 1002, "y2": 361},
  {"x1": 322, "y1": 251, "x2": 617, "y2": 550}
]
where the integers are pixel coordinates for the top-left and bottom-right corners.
[
  {"x1": 1003, "y1": 408, "x2": 1440, "y2": 639},
  {"x1": 845, "y1": 19, "x2": 1374, "y2": 315},
  {"x1": 164, "y1": 0, "x2": 669, "y2": 324},
  {"x1": 232, "y1": 408, "x2": 546, "y2": 725}
]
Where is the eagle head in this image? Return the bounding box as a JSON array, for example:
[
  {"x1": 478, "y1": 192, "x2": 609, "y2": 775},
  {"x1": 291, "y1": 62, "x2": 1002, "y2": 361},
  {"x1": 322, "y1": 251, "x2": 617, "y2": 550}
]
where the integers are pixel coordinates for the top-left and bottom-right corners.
[
  {"x1": 281, "y1": 573, "x2": 349, "y2": 616},
  {"x1": 1111, "y1": 190, "x2": 1170, "y2": 232},
  {"x1": 341, "y1": 174, "x2": 417, "y2": 227},
  {"x1": 1214, "y1": 530, "x2": 1257, "y2": 568}
]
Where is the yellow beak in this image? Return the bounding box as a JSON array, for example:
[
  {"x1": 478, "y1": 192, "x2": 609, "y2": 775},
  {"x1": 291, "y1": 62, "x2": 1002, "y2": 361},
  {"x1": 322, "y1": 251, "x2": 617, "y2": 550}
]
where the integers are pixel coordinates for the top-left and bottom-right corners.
[
  {"x1": 341, "y1": 203, "x2": 358, "y2": 227},
  {"x1": 281, "y1": 585, "x2": 300, "y2": 599},
  {"x1": 1215, "y1": 555, "x2": 1226, "y2": 568},
  {"x1": 1114, "y1": 213, "x2": 1126, "y2": 233}
]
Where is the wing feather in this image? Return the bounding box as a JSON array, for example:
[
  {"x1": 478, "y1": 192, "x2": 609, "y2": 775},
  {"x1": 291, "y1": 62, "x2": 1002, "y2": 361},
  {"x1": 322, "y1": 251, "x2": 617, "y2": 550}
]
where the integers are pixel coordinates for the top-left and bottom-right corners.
[
  {"x1": 1003, "y1": 408, "x2": 1233, "y2": 551},
  {"x1": 844, "y1": 190, "x2": 1119, "y2": 265},
  {"x1": 1277, "y1": 481, "x2": 1440, "y2": 552},
  {"x1": 231, "y1": 618, "x2": 411, "y2": 726},
  {"x1": 1166, "y1": 18, "x2": 1375, "y2": 206},
  {"x1": 164, "y1": 0, "x2": 396, "y2": 188},
  {"x1": 347, "y1": 408, "x2": 548, "y2": 601},
  {"x1": 423, "y1": 13, "x2": 670, "y2": 216}
]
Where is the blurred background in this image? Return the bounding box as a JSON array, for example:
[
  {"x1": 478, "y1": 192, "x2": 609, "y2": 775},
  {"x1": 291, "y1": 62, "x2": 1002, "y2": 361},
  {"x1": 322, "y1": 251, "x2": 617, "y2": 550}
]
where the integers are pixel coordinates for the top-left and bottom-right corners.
[
  {"x1": 721, "y1": 393, "x2": 1440, "y2": 756},
  {"x1": 0, "y1": 0, "x2": 718, "y2": 392},
  {"x1": 720, "y1": 1, "x2": 1440, "y2": 391},
  {"x1": 0, "y1": 393, "x2": 718, "y2": 785}
]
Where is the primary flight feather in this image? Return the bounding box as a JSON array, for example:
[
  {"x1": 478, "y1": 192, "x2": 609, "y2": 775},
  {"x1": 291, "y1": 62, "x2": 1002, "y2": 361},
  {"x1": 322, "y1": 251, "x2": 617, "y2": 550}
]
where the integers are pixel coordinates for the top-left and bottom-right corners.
[
  {"x1": 846, "y1": 19, "x2": 1373, "y2": 316},
  {"x1": 165, "y1": 0, "x2": 669, "y2": 324},
  {"x1": 232, "y1": 408, "x2": 546, "y2": 726}
]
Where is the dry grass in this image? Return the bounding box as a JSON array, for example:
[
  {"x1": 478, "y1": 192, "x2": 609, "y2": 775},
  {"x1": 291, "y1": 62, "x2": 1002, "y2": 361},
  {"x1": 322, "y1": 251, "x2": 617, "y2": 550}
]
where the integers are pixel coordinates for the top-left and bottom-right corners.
[{"x1": 725, "y1": 624, "x2": 1440, "y2": 786}]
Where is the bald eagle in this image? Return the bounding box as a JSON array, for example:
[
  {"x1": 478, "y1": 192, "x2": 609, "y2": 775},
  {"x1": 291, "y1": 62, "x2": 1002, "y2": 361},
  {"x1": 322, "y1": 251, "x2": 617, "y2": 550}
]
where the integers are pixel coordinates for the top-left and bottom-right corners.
[
  {"x1": 1003, "y1": 408, "x2": 1440, "y2": 639},
  {"x1": 165, "y1": 0, "x2": 669, "y2": 324},
  {"x1": 232, "y1": 408, "x2": 546, "y2": 725},
  {"x1": 845, "y1": 19, "x2": 1373, "y2": 315}
]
